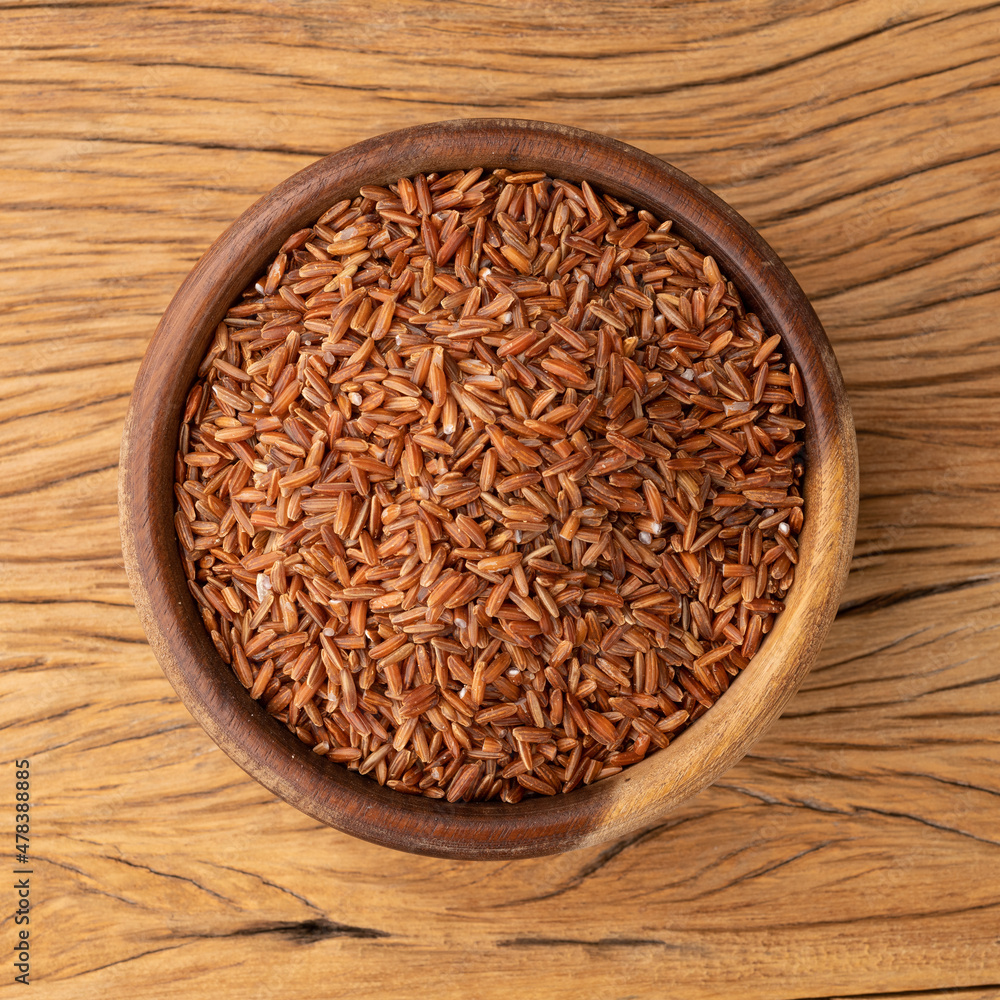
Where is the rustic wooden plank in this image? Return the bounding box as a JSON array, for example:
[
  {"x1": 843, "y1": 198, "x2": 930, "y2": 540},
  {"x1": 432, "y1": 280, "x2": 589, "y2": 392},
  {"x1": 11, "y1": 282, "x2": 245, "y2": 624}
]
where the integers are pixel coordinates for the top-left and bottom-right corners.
[
  {"x1": 4, "y1": 0, "x2": 999, "y2": 996},
  {"x1": 9, "y1": 583, "x2": 997, "y2": 996}
]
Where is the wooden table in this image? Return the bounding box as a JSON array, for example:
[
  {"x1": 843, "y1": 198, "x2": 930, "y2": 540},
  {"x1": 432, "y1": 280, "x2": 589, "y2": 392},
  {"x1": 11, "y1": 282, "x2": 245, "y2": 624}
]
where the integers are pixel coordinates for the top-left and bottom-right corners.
[{"x1": 4, "y1": 3, "x2": 998, "y2": 997}]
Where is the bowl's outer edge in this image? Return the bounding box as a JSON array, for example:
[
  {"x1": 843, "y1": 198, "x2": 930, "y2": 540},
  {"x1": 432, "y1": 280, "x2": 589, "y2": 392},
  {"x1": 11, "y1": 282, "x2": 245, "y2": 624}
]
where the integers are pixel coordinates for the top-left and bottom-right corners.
[{"x1": 120, "y1": 118, "x2": 858, "y2": 860}]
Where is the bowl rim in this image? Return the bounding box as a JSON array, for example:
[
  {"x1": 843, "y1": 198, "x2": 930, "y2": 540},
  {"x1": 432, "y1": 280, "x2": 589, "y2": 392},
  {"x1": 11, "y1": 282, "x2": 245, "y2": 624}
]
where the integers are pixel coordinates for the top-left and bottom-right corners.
[{"x1": 119, "y1": 118, "x2": 858, "y2": 859}]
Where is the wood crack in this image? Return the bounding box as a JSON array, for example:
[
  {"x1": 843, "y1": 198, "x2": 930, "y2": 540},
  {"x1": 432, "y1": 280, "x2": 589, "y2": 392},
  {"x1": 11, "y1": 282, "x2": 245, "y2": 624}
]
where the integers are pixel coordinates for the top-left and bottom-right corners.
[
  {"x1": 212, "y1": 918, "x2": 389, "y2": 942},
  {"x1": 787, "y1": 982, "x2": 1000, "y2": 1000},
  {"x1": 837, "y1": 576, "x2": 998, "y2": 617},
  {"x1": 716, "y1": 784, "x2": 1000, "y2": 849},
  {"x1": 492, "y1": 813, "x2": 712, "y2": 907},
  {"x1": 207, "y1": 861, "x2": 327, "y2": 915},
  {"x1": 497, "y1": 935, "x2": 673, "y2": 948},
  {"x1": 683, "y1": 841, "x2": 841, "y2": 900},
  {"x1": 109, "y1": 856, "x2": 236, "y2": 903}
]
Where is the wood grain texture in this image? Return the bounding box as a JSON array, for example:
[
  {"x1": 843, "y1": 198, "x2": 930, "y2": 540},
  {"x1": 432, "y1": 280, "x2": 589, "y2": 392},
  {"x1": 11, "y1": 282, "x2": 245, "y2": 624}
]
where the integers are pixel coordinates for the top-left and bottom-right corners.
[{"x1": 3, "y1": 0, "x2": 998, "y2": 995}]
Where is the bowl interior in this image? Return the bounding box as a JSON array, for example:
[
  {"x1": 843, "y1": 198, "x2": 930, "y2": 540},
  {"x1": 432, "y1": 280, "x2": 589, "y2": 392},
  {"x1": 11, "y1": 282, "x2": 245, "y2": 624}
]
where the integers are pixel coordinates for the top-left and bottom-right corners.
[{"x1": 120, "y1": 118, "x2": 857, "y2": 859}]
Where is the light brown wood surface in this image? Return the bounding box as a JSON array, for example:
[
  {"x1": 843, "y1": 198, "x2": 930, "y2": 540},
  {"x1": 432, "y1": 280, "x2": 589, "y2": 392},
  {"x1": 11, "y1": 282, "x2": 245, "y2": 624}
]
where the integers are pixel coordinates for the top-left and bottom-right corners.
[{"x1": 2, "y1": 2, "x2": 998, "y2": 997}]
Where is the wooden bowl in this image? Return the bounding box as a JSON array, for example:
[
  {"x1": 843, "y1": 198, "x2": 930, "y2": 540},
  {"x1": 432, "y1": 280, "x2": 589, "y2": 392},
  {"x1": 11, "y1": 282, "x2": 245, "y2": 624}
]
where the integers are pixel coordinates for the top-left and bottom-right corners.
[{"x1": 120, "y1": 119, "x2": 858, "y2": 859}]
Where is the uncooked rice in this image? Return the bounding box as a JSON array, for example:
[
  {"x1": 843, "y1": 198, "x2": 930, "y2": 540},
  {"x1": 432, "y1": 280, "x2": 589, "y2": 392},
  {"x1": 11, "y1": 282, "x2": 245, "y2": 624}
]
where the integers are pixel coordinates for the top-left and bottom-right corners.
[{"x1": 174, "y1": 167, "x2": 806, "y2": 803}]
